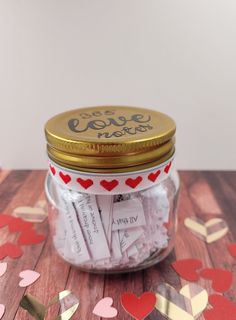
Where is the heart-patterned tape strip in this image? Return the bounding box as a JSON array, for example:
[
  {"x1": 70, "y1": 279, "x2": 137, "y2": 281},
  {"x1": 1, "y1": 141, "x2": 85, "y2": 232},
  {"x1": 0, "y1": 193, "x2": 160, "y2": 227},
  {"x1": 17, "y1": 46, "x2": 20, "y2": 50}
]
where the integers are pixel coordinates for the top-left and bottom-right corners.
[
  {"x1": 20, "y1": 290, "x2": 79, "y2": 320},
  {"x1": 156, "y1": 283, "x2": 208, "y2": 320},
  {"x1": 184, "y1": 217, "x2": 228, "y2": 243},
  {"x1": 48, "y1": 153, "x2": 175, "y2": 195}
]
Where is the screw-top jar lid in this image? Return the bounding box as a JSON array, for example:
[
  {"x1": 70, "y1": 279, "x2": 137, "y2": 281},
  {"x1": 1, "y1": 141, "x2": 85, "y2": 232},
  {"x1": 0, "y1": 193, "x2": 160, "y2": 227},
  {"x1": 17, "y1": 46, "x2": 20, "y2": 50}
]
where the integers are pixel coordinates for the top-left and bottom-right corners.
[{"x1": 45, "y1": 106, "x2": 176, "y2": 173}]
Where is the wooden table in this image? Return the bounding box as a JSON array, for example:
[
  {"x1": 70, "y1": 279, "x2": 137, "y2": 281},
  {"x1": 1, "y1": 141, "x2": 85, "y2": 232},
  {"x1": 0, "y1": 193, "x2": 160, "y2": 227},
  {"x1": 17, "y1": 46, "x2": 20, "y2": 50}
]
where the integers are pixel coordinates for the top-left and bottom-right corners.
[{"x1": 0, "y1": 170, "x2": 236, "y2": 319}]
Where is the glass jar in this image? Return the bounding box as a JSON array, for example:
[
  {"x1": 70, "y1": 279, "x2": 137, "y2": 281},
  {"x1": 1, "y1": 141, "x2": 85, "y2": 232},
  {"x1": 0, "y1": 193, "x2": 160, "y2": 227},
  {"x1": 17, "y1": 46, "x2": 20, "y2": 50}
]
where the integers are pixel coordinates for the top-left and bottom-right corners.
[{"x1": 44, "y1": 106, "x2": 180, "y2": 273}]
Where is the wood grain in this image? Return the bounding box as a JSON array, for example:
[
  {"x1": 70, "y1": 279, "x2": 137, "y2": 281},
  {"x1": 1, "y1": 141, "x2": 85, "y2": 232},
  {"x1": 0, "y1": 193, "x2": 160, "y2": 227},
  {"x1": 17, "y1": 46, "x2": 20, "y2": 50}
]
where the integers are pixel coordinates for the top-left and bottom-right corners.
[{"x1": 0, "y1": 170, "x2": 236, "y2": 319}]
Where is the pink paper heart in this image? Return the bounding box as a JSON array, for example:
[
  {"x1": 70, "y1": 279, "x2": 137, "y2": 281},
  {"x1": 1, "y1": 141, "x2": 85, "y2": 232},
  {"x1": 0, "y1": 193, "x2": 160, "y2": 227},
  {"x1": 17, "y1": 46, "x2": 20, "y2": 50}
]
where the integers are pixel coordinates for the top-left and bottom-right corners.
[
  {"x1": 0, "y1": 262, "x2": 7, "y2": 277},
  {"x1": 19, "y1": 270, "x2": 40, "y2": 287},
  {"x1": 93, "y1": 297, "x2": 118, "y2": 318},
  {"x1": 0, "y1": 304, "x2": 5, "y2": 319}
]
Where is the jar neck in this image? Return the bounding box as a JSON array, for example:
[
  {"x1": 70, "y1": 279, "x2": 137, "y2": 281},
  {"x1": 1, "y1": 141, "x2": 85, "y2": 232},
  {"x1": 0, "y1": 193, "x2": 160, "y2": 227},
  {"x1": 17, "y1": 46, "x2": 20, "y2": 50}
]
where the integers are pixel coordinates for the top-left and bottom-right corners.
[{"x1": 47, "y1": 153, "x2": 175, "y2": 195}]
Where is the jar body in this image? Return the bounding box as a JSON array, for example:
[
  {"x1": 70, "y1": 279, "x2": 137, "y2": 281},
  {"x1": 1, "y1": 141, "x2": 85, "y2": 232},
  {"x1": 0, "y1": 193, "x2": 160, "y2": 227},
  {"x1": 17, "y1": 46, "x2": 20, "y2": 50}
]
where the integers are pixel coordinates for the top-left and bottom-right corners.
[{"x1": 45, "y1": 169, "x2": 180, "y2": 274}]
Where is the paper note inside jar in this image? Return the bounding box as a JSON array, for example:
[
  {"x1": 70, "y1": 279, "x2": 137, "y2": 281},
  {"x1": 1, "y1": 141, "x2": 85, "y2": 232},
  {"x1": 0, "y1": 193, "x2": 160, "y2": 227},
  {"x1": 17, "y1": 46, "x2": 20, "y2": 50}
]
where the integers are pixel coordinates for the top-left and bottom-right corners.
[
  {"x1": 112, "y1": 198, "x2": 146, "y2": 231},
  {"x1": 73, "y1": 193, "x2": 111, "y2": 261},
  {"x1": 57, "y1": 189, "x2": 90, "y2": 264},
  {"x1": 119, "y1": 227, "x2": 144, "y2": 252},
  {"x1": 97, "y1": 195, "x2": 113, "y2": 246}
]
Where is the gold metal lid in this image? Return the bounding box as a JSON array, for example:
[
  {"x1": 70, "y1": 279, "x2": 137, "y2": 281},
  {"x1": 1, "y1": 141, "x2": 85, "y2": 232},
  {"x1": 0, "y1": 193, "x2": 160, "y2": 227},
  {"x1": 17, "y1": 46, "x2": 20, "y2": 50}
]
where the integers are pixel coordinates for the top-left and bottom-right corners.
[{"x1": 45, "y1": 106, "x2": 176, "y2": 172}]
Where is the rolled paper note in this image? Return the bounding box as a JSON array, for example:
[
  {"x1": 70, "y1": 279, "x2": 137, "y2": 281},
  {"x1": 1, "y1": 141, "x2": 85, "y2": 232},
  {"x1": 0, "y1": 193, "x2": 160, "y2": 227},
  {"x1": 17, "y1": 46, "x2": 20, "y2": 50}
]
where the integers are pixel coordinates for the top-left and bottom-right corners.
[
  {"x1": 97, "y1": 195, "x2": 113, "y2": 246},
  {"x1": 52, "y1": 183, "x2": 170, "y2": 270},
  {"x1": 72, "y1": 191, "x2": 111, "y2": 261},
  {"x1": 112, "y1": 198, "x2": 146, "y2": 231},
  {"x1": 57, "y1": 187, "x2": 91, "y2": 264}
]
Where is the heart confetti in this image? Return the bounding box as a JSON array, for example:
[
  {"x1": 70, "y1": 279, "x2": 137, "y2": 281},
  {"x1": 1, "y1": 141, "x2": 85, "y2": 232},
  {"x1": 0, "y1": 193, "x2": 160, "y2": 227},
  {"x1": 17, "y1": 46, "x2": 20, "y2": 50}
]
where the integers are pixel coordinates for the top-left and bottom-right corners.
[
  {"x1": 19, "y1": 270, "x2": 41, "y2": 287},
  {"x1": 20, "y1": 294, "x2": 46, "y2": 320},
  {"x1": 0, "y1": 262, "x2": 7, "y2": 277},
  {"x1": 184, "y1": 217, "x2": 228, "y2": 243},
  {"x1": 0, "y1": 214, "x2": 46, "y2": 260},
  {"x1": 200, "y1": 268, "x2": 233, "y2": 292},
  {"x1": 204, "y1": 294, "x2": 236, "y2": 320},
  {"x1": 171, "y1": 259, "x2": 203, "y2": 282},
  {"x1": 17, "y1": 229, "x2": 46, "y2": 246},
  {"x1": 0, "y1": 243, "x2": 23, "y2": 260},
  {"x1": 0, "y1": 305, "x2": 5, "y2": 319},
  {"x1": 20, "y1": 290, "x2": 79, "y2": 320},
  {"x1": 13, "y1": 206, "x2": 47, "y2": 223},
  {"x1": 156, "y1": 283, "x2": 208, "y2": 320},
  {"x1": 228, "y1": 243, "x2": 236, "y2": 259},
  {"x1": 8, "y1": 217, "x2": 33, "y2": 232},
  {"x1": 93, "y1": 297, "x2": 118, "y2": 318},
  {"x1": 121, "y1": 292, "x2": 156, "y2": 320}
]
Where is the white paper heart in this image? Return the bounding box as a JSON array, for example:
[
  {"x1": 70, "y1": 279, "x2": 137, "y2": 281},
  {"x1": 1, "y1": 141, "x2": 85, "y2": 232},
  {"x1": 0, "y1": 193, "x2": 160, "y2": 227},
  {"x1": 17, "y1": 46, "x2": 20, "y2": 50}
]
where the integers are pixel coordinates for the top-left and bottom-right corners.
[
  {"x1": 19, "y1": 270, "x2": 40, "y2": 287},
  {"x1": 93, "y1": 297, "x2": 118, "y2": 318}
]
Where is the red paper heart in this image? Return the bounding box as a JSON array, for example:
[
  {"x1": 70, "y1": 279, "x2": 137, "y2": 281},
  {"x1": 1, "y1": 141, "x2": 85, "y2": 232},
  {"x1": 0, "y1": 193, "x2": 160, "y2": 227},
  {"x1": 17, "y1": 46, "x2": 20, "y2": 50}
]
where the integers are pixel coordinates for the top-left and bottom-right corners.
[
  {"x1": 0, "y1": 215, "x2": 33, "y2": 233},
  {"x1": 49, "y1": 164, "x2": 56, "y2": 175},
  {"x1": 148, "y1": 170, "x2": 161, "y2": 182},
  {"x1": 59, "y1": 172, "x2": 71, "y2": 184},
  {"x1": 228, "y1": 243, "x2": 236, "y2": 259},
  {"x1": 77, "y1": 178, "x2": 93, "y2": 189},
  {"x1": 100, "y1": 179, "x2": 119, "y2": 191},
  {"x1": 0, "y1": 243, "x2": 23, "y2": 259},
  {"x1": 204, "y1": 294, "x2": 236, "y2": 320},
  {"x1": 171, "y1": 259, "x2": 203, "y2": 282},
  {"x1": 121, "y1": 292, "x2": 156, "y2": 320},
  {"x1": 125, "y1": 177, "x2": 142, "y2": 189},
  {"x1": 0, "y1": 214, "x2": 13, "y2": 228},
  {"x1": 17, "y1": 229, "x2": 46, "y2": 246},
  {"x1": 200, "y1": 268, "x2": 233, "y2": 292},
  {"x1": 8, "y1": 217, "x2": 33, "y2": 233},
  {"x1": 164, "y1": 161, "x2": 172, "y2": 174}
]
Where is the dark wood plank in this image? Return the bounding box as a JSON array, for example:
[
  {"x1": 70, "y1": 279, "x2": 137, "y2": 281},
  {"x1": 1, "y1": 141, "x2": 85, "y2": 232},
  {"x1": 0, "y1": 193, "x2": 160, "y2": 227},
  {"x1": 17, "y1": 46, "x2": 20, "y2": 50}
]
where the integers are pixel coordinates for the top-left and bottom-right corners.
[
  {"x1": 66, "y1": 268, "x2": 104, "y2": 320},
  {"x1": 0, "y1": 170, "x2": 31, "y2": 212},
  {"x1": 0, "y1": 170, "x2": 10, "y2": 185}
]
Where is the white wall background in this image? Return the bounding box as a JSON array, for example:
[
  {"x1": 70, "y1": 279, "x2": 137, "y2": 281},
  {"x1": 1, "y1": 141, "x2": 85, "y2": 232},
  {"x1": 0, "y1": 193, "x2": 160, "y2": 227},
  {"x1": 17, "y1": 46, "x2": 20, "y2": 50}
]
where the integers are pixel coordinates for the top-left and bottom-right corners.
[{"x1": 0, "y1": 0, "x2": 235, "y2": 170}]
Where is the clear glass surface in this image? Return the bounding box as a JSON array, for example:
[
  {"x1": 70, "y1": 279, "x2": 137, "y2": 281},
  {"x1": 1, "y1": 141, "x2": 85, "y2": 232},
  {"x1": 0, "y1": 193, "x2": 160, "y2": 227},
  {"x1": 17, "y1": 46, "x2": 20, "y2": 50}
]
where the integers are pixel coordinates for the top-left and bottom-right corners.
[{"x1": 45, "y1": 170, "x2": 180, "y2": 273}]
